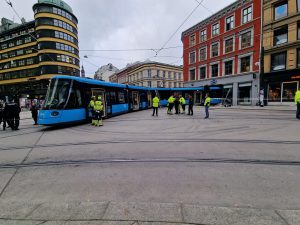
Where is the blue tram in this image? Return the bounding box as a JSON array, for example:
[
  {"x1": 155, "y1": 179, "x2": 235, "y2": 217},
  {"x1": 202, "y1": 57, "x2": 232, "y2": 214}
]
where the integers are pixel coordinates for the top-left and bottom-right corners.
[{"x1": 38, "y1": 76, "x2": 223, "y2": 125}]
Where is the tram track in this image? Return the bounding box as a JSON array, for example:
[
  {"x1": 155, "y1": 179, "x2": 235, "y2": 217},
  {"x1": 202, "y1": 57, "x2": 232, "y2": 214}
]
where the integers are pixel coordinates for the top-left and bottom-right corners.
[
  {"x1": 1, "y1": 157, "x2": 300, "y2": 170},
  {"x1": 0, "y1": 138, "x2": 299, "y2": 151}
]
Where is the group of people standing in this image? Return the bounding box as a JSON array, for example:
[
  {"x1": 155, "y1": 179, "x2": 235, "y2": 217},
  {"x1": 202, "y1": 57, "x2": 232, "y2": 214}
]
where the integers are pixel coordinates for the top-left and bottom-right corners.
[
  {"x1": 0, "y1": 99, "x2": 21, "y2": 131},
  {"x1": 88, "y1": 96, "x2": 104, "y2": 126},
  {"x1": 152, "y1": 93, "x2": 211, "y2": 119}
]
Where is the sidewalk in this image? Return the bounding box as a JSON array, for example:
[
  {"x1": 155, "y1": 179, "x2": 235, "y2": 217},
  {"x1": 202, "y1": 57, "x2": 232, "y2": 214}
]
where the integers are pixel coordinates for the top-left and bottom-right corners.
[
  {"x1": 213, "y1": 105, "x2": 296, "y2": 111},
  {"x1": 0, "y1": 201, "x2": 299, "y2": 225}
]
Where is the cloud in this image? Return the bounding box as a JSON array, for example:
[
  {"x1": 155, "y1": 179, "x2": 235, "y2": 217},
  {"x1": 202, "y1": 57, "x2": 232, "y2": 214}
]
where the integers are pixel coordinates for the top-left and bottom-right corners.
[{"x1": 0, "y1": 0, "x2": 236, "y2": 77}]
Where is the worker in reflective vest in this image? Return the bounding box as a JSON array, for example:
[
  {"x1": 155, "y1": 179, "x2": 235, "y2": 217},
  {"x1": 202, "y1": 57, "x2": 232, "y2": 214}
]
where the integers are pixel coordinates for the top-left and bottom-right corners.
[
  {"x1": 204, "y1": 93, "x2": 211, "y2": 119},
  {"x1": 167, "y1": 95, "x2": 175, "y2": 114},
  {"x1": 152, "y1": 95, "x2": 160, "y2": 117},
  {"x1": 295, "y1": 89, "x2": 300, "y2": 119},
  {"x1": 179, "y1": 95, "x2": 186, "y2": 114},
  {"x1": 93, "y1": 96, "x2": 104, "y2": 126}
]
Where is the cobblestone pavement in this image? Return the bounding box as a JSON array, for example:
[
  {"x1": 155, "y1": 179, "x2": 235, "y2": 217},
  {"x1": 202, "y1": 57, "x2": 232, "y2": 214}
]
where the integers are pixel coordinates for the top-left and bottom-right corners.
[{"x1": 0, "y1": 107, "x2": 299, "y2": 224}]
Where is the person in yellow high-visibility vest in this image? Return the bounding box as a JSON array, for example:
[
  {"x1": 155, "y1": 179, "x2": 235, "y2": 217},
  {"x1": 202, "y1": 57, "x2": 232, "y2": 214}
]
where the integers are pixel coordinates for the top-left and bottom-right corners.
[
  {"x1": 179, "y1": 95, "x2": 186, "y2": 114},
  {"x1": 93, "y1": 96, "x2": 104, "y2": 126},
  {"x1": 295, "y1": 89, "x2": 300, "y2": 119},
  {"x1": 204, "y1": 93, "x2": 211, "y2": 119},
  {"x1": 167, "y1": 95, "x2": 175, "y2": 114},
  {"x1": 152, "y1": 95, "x2": 160, "y2": 116}
]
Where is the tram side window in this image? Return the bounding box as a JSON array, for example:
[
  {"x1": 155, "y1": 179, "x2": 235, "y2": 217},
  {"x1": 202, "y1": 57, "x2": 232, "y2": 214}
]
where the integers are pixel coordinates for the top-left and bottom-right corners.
[
  {"x1": 118, "y1": 91, "x2": 126, "y2": 104},
  {"x1": 140, "y1": 92, "x2": 147, "y2": 102},
  {"x1": 108, "y1": 91, "x2": 117, "y2": 104},
  {"x1": 65, "y1": 84, "x2": 83, "y2": 109}
]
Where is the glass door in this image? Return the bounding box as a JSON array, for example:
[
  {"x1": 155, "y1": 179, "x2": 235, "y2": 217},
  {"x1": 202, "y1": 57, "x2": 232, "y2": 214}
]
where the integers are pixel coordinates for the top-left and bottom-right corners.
[
  {"x1": 282, "y1": 82, "x2": 298, "y2": 102},
  {"x1": 91, "y1": 88, "x2": 107, "y2": 117},
  {"x1": 132, "y1": 91, "x2": 140, "y2": 111}
]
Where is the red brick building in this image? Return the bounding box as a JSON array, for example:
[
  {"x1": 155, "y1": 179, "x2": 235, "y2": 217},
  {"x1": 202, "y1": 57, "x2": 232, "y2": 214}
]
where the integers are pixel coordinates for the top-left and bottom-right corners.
[{"x1": 182, "y1": 0, "x2": 261, "y2": 105}]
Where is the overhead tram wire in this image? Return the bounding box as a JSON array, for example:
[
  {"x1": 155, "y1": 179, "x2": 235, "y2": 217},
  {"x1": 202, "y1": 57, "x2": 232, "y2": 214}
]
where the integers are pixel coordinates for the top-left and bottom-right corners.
[
  {"x1": 3, "y1": 0, "x2": 56, "y2": 62},
  {"x1": 80, "y1": 45, "x2": 183, "y2": 52},
  {"x1": 154, "y1": 0, "x2": 205, "y2": 57},
  {"x1": 194, "y1": 0, "x2": 214, "y2": 14}
]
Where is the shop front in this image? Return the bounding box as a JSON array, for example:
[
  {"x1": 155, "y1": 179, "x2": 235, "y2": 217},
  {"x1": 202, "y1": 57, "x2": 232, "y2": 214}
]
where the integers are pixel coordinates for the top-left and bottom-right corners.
[
  {"x1": 184, "y1": 73, "x2": 259, "y2": 106},
  {"x1": 263, "y1": 70, "x2": 300, "y2": 105}
]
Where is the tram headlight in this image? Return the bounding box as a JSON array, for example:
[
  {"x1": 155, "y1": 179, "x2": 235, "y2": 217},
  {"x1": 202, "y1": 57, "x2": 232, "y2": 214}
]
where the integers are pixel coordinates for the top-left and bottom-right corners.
[{"x1": 51, "y1": 111, "x2": 59, "y2": 117}]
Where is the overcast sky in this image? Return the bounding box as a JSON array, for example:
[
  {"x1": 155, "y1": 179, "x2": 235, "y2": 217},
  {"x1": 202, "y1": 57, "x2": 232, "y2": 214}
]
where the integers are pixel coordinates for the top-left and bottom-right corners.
[{"x1": 0, "y1": 0, "x2": 235, "y2": 77}]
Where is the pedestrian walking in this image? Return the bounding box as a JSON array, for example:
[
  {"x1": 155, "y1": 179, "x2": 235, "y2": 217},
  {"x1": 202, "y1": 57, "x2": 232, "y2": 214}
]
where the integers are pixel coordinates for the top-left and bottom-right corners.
[
  {"x1": 93, "y1": 96, "x2": 104, "y2": 126},
  {"x1": 30, "y1": 101, "x2": 39, "y2": 125},
  {"x1": 188, "y1": 95, "x2": 194, "y2": 116},
  {"x1": 179, "y1": 95, "x2": 186, "y2": 114},
  {"x1": 204, "y1": 93, "x2": 211, "y2": 119},
  {"x1": 295, "y1": 89, "x2": 300, "y2": 119},
  {"x1": 259, "y1": 90, "x2": 264, "y2": 107},
  {"x1": 152, "y1": 95, "x2": 160, "y2": 116},
  {"x1": 0, "y1": 100, "x2": 6, "y2": 130},
  {"x1": 167, "y1": 95, "x2": 175, "y2": 114}
]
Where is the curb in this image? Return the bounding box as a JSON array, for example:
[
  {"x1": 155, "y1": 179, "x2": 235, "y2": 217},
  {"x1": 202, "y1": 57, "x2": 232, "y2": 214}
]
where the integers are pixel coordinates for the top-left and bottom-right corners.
[{"x1": 0, "y1": 201, "x2": 299, "y2": 225}]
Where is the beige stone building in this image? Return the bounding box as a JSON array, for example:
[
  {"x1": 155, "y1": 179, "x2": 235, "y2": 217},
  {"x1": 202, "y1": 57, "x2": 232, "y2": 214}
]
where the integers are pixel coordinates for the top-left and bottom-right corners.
[
  {"x1": 127, "y1": 61, "x2": 183, "y2": 88},
  {"x1": 262, "y1": 0, "x2": 300, "y2": 104}
]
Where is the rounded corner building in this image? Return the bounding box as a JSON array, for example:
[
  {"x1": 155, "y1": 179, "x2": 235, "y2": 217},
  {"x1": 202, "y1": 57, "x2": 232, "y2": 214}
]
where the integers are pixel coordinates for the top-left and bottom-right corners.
[{"x1": 0, "y1": 0, "x2": 79, "y2": 102}]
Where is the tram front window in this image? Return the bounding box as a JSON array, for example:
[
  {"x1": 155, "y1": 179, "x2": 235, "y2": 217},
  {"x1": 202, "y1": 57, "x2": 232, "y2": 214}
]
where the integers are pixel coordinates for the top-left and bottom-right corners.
[{"x1": 44, "y1": 79, "x2": 71, "y2": 109}]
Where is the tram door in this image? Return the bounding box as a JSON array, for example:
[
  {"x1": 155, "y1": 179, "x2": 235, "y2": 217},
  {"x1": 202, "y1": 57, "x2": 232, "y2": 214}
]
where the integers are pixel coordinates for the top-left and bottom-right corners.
[
  {"x1": 147, "y1": 92, "x2": 152, "y2": 108},
  {"x1": 91, "y1": 89, "x2": 107, "y2": 117},
  {"x1": 194, "y1": 91, "x2": 203, "y2": 105},
  {"x1": 132, "y1": 91, "x2": 140, "y2": 111}
]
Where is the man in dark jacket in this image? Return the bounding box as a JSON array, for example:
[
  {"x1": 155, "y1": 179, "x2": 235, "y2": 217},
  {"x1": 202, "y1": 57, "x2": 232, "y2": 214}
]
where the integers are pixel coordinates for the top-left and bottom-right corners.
[
  {"x1": 5, "y1": 99, "x2": 21, "y2": 130},
  {"x1": 0, "y1": 100, "x2": 6, "y2": 130},
  {"x1": 30, "y1": 102, "x2": 39, "y2": 125},
  {"x1": 188, "y1": 95, "x2": 194, "y2": 116},
  {"x1": 174, "y1": 95, "x2": 180, "y2": 115}
]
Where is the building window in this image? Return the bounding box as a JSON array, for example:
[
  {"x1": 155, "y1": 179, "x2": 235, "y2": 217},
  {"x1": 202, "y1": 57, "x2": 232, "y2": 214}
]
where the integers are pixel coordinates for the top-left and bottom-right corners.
[
  {"x1": 298, "y1": 49, "x2": 300, "y2": 68},
  {"x1": 242, "y1": 6, "x2": 252, "y2": 24},
  {"x1": 24, "y1": 37, "x2": 32, "y2": 43},
  {"x1": 224, "y1": 37, "x2": 234, "y2": 53},
  {"x1": 212, "y1": 23, "x2": 219, "y2": 36},
  {"x1": 240, "y1": 55, "x2": 251, "y2": 73},
  {"x1": 211, "y1": 43, "x2": 219, "y2": 57},
  {"x1": 224, "y1": 60, "x2": 233, "y2": 75},
  {"x1": 271, "y1": 52, "x2": 286, "y2": 71},
  {"x1": 226, "y1": 16, "x2": 234, "y2": 31},
  {"x1": 26, "y1": 58, "x2": 34, "y2": 65},
  {"x1": 240, "y1": 30, "x2": 252, "y2": 49},
  {"x1": 147, "y1": 69, "x2": 151, "y2": 78},
  {"x1": 200, "y1": 29, "x2": 207, "y2": 42},
  {"x1": 148, "y1": 81, "x2": 152, "y2": 87},
  {"x1": 199, "y1": 47, "x2": 207, "y2": 61},
  {"x1": 298, "y1": 0, "x2": 300, "y2": 12},
  {"x1": 211, "y1": 64, "x2": 219, "y2": 77},
  {"x1": 298, "y1": 22, "x2": 300, "y2": 40},
  {"x1": 189, "y1": 51, "x2": 196, "y2": 64},
  {"x1": 19, "y1": 60, "x2": 25, "y2": 66},
  {"x1": 189, "y1": 69, "x2": 196, "y2": 81},
  {"x1": 274, "y1": 1, "x2": 288, "y2": 20},
  {"x1": 16, "y1": 40, "x2": 23, "y2": 45},
  {"x1": 274, "y1": 26, "x2": 288, "y2": 46},
  {"x1": 199, "y1": 66, "x2": 206, "y2": 79},
  {"x1": 190, "y1": 34, "x2": 196, "y2": 46}
]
